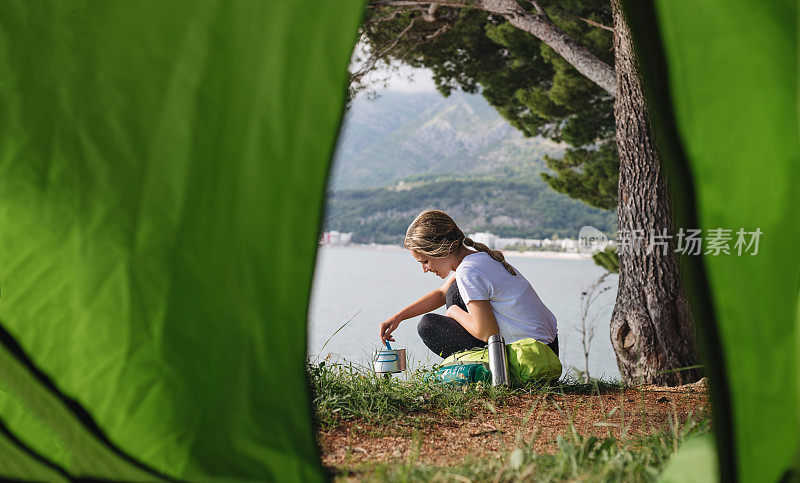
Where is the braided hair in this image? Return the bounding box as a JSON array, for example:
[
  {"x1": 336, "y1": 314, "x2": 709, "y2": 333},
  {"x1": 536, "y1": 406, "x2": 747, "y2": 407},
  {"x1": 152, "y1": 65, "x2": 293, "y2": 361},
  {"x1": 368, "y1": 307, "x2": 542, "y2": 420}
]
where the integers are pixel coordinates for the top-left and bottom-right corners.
[{"x1": 403, "y1": 209, "x2": 517, "y2": 276}]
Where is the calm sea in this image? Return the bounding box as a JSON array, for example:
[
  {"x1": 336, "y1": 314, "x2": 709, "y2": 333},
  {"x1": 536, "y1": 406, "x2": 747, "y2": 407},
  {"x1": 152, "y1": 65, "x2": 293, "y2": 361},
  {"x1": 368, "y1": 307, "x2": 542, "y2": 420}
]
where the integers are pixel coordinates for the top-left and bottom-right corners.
[{"x1": 308, "y1": 245, "x2": 621, "y2": 380}]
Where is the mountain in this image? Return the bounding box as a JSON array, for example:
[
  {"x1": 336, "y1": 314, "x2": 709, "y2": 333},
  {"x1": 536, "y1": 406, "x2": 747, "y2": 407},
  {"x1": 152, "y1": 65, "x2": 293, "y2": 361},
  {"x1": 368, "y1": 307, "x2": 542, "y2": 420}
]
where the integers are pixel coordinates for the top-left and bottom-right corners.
[
  {"x1": 330, "y1": 90, "x2": 563, "y2": 191},
  {"x1": 324, "y1": 168, "x2": 617, "y2": 245},
  {"x1": 324, "y1": 90, "x2": 616, "y2": 244}
]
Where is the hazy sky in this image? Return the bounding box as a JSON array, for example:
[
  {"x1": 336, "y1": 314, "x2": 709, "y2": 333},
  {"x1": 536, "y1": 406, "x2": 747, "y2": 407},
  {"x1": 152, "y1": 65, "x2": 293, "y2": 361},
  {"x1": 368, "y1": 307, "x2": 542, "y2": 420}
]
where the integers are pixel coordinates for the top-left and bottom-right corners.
[
  {"x1": 376, "y1": 63, "x2": 437, "y2": 93},
  {"x1": 352, "y1": 41, "x2": 438, "y2": 94}
]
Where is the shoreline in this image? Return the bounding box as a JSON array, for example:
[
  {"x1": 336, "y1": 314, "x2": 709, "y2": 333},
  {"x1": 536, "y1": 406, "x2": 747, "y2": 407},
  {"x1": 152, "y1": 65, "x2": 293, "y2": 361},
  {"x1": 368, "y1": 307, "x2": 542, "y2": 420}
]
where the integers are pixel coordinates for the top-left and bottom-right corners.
[
  {"x1": 320, "y1": 243, "x2": 591, "y2": 260},
  {"x1": 504, "y1": 250, "x2": 588, "y2": 260}
]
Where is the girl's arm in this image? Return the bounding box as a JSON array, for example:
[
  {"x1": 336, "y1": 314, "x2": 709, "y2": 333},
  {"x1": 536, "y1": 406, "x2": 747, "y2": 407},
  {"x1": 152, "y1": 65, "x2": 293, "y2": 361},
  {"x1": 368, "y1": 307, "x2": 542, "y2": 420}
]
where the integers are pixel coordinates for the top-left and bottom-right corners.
[
  {"x1": 446, "y1": 301, "x2": 500, "y2": 342},
  {"x1": 379, "y1": 274, "x2": 455, "y2": 341}
]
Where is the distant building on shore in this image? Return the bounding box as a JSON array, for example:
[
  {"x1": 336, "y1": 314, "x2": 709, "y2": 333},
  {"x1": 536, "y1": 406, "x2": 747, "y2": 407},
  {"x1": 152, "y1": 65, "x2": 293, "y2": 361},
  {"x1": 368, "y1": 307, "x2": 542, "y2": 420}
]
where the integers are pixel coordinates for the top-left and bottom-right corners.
[
  {"x1": 321, "y1": 229, "x2": 595, "y2": 252},
  {"x1": 320, "y1": 231, "x2": 353, "y2": 245},
  {"x1": 469, "y1": 232, "x2": 500, "y2": 249},
  {"x1": 467, "y1": 231, "x2": 581, "y2": 253}
]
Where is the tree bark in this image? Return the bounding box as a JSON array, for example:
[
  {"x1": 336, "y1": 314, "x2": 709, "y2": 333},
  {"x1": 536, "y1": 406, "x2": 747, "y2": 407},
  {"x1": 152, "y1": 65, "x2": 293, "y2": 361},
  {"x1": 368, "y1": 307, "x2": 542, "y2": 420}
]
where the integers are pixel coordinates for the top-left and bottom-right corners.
[{"x1": 610, "y1": 0, "x2": 699, "y2": 385}]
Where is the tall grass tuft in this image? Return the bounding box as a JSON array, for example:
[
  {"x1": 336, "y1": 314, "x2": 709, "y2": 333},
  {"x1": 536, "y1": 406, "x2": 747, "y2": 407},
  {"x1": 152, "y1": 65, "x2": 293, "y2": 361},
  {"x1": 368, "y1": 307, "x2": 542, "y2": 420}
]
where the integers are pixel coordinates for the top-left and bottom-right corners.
[
  {"x1": 309, "y1": 360, "x2": 504, "y2": 428},
  {"x1": 308, "y1": 360, "x2": 624, "y2": 429}
]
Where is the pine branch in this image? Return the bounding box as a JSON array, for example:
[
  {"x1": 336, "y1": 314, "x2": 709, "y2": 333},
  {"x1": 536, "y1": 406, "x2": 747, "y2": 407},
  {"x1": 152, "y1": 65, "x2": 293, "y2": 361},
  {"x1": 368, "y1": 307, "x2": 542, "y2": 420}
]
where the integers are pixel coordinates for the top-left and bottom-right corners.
[
  {"x1": 579, "y1": 16, "x2": 615, "y2": 33},
  {"x1": 351, "y1": 17, "x2": 418, "y2": 85},
  {"x1": 369, "y1": 0, "x2": 617, "y2": 96}
]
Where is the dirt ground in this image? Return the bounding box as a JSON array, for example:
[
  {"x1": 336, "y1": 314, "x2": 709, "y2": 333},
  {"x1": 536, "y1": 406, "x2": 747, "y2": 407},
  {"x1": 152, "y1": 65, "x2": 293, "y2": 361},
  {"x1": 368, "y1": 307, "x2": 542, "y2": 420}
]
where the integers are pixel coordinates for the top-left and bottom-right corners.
[{"x1": 317, "y1": 379, "x2": 710, "y2": 469}]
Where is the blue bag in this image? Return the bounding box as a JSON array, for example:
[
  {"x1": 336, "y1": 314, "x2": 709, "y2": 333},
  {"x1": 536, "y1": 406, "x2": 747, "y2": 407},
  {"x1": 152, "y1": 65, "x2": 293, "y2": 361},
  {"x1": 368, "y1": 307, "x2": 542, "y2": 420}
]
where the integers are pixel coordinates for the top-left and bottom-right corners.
[{"x1": 433, "y1": 359, "x2": 491, "y2": 385}]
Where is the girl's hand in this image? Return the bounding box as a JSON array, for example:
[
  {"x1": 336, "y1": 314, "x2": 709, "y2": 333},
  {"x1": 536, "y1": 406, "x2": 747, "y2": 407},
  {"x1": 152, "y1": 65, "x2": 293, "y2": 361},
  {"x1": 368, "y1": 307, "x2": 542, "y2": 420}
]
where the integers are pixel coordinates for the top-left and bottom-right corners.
[{"x1": 379, "y1": 315, "x2": 401, "y2": 342}]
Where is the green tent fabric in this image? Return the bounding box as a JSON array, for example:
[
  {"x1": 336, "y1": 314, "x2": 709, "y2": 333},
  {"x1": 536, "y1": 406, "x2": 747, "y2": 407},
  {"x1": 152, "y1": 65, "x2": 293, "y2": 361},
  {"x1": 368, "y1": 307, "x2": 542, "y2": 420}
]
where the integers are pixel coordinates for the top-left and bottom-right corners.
[
  {"x1": 659, "y1": 435, "x2": 718, "y2": 483},
  {"x1": 1, "y1": 0, "x2": 798, "y2": 481},
  {"x1": 623, "y1": 1, "x2": 800, "y2": 481},
  {"x1": 0, "y1": 1, "x2": 363, "y2": 480}
]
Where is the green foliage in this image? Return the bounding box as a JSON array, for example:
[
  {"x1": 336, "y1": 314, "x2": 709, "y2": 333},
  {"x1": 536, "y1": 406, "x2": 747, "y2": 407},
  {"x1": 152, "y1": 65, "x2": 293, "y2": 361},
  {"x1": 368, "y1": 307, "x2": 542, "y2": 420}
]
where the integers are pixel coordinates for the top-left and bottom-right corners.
[
  {"x1": 360, "y1": 0, "x2": 618, "y2": 208},
  {"x1": 592, "y1": 246, "x2": 620, "y2": 273},
  {"x1": 542, "y1": 141, "x2": 619, "y2": 210}
]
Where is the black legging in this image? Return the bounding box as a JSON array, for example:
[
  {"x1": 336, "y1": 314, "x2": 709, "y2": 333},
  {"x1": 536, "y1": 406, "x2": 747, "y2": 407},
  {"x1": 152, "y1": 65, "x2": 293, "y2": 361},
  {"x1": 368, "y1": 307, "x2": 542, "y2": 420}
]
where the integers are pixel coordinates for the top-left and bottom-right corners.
[{"x1": 417, "y1": 280, "x2": 559, "y2": 359}]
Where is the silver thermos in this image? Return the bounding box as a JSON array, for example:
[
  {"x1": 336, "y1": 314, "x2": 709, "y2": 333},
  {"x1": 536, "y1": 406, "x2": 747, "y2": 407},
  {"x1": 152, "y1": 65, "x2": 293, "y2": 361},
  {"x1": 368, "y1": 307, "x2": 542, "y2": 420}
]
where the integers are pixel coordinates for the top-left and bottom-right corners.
[{"x1": 487, "y1": 334, "x2": 509, "y2": 386}]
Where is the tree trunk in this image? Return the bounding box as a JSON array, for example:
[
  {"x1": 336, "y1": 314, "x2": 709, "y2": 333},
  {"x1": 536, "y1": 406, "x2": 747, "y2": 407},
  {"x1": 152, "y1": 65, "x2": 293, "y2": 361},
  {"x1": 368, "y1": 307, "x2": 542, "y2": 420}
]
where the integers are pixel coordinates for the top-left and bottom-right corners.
[{"x1": 610, "y1": 0, "x2": 699, "y2": 386}]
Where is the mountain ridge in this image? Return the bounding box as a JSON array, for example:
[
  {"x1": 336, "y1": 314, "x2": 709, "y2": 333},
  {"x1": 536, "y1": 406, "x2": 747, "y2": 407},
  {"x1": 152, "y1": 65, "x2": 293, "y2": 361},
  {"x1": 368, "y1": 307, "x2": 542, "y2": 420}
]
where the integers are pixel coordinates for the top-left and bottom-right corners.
[
  {"x1": 326, "y1": 90, "x2": 615, "y2": 244},
  {"x1": 330, "y1": 91, "x2": 563, "y2": 191}
]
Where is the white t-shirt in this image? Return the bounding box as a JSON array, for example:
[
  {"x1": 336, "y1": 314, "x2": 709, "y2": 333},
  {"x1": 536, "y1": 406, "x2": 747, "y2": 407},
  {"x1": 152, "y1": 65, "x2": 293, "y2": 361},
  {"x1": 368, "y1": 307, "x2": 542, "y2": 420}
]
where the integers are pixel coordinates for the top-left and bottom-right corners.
[{"x1": 455, "y1": 251, "x2": 558, "y2": 344}]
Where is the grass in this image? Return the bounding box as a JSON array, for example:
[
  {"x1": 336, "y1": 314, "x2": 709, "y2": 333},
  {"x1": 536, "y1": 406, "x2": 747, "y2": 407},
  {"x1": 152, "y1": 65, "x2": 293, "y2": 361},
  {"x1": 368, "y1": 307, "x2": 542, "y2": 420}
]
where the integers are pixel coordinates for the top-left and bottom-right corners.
[
  {"x1": 308, "y1": 359, "x2": 624, "y2": 430},
  {"x1": 309, "y1": 360, "x2": 712, "y2": 481},
  {"x1": 309, "y1": 360, "x2": 494, "y2": 429}
]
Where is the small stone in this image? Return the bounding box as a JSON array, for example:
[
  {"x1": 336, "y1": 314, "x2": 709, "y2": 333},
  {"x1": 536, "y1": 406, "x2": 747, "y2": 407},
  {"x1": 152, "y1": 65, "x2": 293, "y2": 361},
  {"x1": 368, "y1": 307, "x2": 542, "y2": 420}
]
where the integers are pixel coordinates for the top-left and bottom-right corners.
[{"x1": 508, "y1": 448, "x2": 525, "y2": 470}]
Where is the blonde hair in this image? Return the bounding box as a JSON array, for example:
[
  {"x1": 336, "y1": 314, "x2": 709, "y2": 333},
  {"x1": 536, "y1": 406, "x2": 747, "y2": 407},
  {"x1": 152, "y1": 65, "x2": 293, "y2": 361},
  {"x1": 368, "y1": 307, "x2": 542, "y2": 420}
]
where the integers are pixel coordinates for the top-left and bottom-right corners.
[{"x1": 403, "y1": 209, "x2": 517, "y2": 276}]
